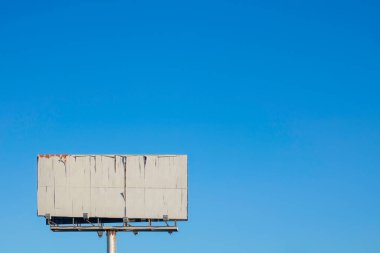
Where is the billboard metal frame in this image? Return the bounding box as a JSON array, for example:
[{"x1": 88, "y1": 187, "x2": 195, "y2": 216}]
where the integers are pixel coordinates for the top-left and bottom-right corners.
[
  {"x1": 47, "y1": 217, "x2": 178, "y2": 233},
  {"x1": 46, "y1": 210, "x2": 179, "y2": 253}
]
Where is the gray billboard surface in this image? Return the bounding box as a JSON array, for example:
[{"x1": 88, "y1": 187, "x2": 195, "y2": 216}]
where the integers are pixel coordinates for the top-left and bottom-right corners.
[{"x1": 37, "y1": 154, "x2": 187, "y2": 221}]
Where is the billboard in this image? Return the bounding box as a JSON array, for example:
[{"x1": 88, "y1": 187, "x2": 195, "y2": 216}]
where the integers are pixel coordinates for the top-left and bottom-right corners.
[{"x1": 37, "y1": 154, "x2": 187, "y2": 222}]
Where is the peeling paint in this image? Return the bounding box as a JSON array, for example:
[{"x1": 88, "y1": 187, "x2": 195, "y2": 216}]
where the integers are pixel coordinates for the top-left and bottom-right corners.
[{"x1": 39, "y1": 154, "x2": 69, "y2": 160}]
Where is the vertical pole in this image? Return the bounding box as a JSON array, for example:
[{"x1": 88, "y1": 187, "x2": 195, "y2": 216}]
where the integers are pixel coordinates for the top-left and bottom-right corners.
[{"x1": 107, "y1": 231, "x2": 117, "y2": 253}]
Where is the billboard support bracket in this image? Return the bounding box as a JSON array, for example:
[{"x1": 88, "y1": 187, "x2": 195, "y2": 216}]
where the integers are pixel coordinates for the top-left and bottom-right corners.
[{"x1": 49, "y1": 225, "x2": 178, "y2": 233}]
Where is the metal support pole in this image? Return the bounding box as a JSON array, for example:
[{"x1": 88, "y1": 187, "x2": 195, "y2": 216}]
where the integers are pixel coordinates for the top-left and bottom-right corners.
[{"x1": 107, "y1": 231, "x2": 116, "y2": 253}]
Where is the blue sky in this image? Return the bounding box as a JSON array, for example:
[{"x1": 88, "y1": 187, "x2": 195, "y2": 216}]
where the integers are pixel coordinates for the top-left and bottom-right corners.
[{"x1": 0, "y1": 0, "x2": 379, "y2": 252}]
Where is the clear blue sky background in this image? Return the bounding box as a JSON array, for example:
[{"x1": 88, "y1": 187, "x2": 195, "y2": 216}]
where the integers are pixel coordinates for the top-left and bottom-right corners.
[{"x1": 0, "y1": 0, "x2": 379, "y2": 252}]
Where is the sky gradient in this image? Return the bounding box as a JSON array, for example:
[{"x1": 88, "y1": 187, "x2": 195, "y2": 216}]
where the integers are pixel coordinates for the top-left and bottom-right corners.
[{"x1": 0, "y1": 0, "x2": 379, "y2": 252}]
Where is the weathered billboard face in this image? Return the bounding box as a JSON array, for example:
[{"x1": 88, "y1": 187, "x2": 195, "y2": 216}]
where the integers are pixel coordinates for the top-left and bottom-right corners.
[{"x1": 37, "y1": 155, "x2": 187, "y2": 221}]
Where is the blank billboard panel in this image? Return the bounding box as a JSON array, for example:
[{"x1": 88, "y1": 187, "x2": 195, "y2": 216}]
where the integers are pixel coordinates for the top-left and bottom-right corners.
[{"x1": 37, "y1": 155, "x2": 188, "y2": 221}]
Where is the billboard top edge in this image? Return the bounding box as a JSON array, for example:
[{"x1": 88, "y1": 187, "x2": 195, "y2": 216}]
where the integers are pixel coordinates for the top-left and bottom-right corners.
[{"x1": 37, "y1": 154, "x2": 187, "y2": 158}]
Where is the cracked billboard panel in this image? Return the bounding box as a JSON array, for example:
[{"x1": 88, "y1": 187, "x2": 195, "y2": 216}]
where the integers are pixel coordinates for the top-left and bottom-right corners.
[{"x1": 37, "y1": 154, "x2": 188, "y2": 221}]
